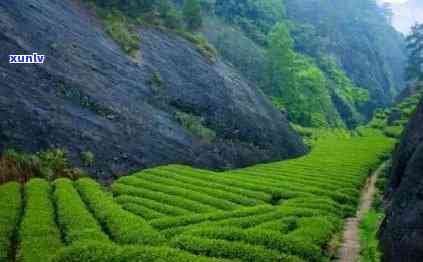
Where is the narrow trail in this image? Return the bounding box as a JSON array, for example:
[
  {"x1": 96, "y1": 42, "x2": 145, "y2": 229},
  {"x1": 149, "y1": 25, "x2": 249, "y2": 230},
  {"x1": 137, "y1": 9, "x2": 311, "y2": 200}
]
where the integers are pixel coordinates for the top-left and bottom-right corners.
[{"x1": 336, "y1": 162, "x2": 386, "y2": 262}]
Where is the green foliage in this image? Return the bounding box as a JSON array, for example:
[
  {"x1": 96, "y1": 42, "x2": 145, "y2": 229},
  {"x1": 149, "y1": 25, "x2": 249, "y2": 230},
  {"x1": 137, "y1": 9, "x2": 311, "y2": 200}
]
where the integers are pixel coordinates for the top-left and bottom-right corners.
[
  {"x1": 0, "y1": 182, "x2": 21, "y2": 262},
  {"x1": 266, "y1": 23, "x2": 343, "y2": 127},
  {"x1": 112, "y1": 181, "x2": 218, "y2": 213},
  {"x1": 172, "y1": 234, "x2": 298, "y2": 262},
  {"x1": 118, "y1": 202, "x2": 164, "y2": 220},
  {"x1": 284, "y1": 0, "x2": 406, "y2": 104},
  {"x1": 175, "y1": 111, "x2": 216, "y2": 142},
  {"x1": 383, "y1": 126, "x2": 403, "y2": 139},
  {"x1": 75, "y1": 178, "x2": 166, "y2": 245},
  {"x1": 17, "y1": 179, "x2": 63, "y2": 262},
  {"x1": 115, "y1": 195, "x2": 192, "y2": 216},
  {"x1": 176, "y1": 225, "x2": 322, "y2": 261},
  {"x1": 117, "y1": 175, "x2": 240, "y2": 210},
  {"x1": 176, "y1": 31, "x2": 218, "y2": 62},
  {"x1": 102, "y1": 10, "x2": 140, "y2": 57},
  {"x1": 81, "y1": 151, "x2": 95, "y2": 167},
  {"x1": 141, "y1": 169, "x2": 263, "y2": 206},
  {"x1": 52, "y1": 242, "x2": 229, "y2": 262},
  {"x1": 359, "y1": 211, "x2": 383, "y2": 262},
  {"x1": 89, "y1": 0, "x2": 156, "y2": 17},
  {"x1": 318, "y1": 56, "x2": 369, "y2": 128},
  {"x1": 0, "y1": 149, "x2": 83, "y2": 186},
  {"x1": 406, "y1": 23, "x2": 423, "y2": 81},
  {"x1": 53, "y1": 178, "x2": 110, "y2": 244},
  {"x1": 203, "y1": 16, "x2": 267, "y2": 83},
  {"x1": 183, "y1": 0, "x2": 202, "y2": 31},
  {"x1": 215, "y1": 0, "x2": 285, "y2": 45},
  {"x1": 149, "y1": 205, "x2": 274, "y2": 231},
  {"x1": 367, "y1": 84, "x2": 423, "y2": 137},
  {"x1": 164, "y1": 8, "x2": 183, "y2": 29},
  {"x1": 109, "y1": 132, "x2": 394, "y2": 261},
  {"x1": 0, "y1": 132, "x2": 396, "y2": 262},
  {"x1": 210, "y1": 0, "x2": 405, "y2": 127}
]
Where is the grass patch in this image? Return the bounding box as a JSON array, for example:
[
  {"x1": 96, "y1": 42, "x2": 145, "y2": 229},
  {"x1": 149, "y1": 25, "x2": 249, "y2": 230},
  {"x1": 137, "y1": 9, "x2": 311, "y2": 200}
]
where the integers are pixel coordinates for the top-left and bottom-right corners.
[
  {"x1": 175, "y1": 111, "x2": 216, "y2": 142},
  {"x1": 176, "y1": 30, "x2": 218, "y2": 62},
  {"x1": 101, "y1": 10, "x2": 140, "y2": 57},
  {"x1": 359, "y1": 211, "x2": 383, "y2": 262}
]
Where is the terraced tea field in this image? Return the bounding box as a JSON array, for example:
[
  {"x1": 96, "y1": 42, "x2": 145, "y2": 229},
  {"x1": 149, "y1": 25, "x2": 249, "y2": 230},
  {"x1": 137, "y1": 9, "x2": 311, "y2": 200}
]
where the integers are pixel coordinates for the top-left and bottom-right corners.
[{"x1": 0, "y1": 132, "x2": 395, "y2": 262}]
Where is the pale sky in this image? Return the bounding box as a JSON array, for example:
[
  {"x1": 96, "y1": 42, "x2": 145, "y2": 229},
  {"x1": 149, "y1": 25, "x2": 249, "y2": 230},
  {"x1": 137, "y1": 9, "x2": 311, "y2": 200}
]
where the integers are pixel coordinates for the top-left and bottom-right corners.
[{"x1": 377, "y1": 0, "x2": 423, "y2": 33}]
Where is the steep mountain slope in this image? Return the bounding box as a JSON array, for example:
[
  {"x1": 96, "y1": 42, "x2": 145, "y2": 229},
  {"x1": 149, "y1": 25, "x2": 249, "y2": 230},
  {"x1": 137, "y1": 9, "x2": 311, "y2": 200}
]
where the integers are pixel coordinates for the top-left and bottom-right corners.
[
  {"x1": 379, "y1": 97, "x2": 423, "y2": 261},
  {"x1": 0, "y1": 0, "x2": 307, "y2": 179}
]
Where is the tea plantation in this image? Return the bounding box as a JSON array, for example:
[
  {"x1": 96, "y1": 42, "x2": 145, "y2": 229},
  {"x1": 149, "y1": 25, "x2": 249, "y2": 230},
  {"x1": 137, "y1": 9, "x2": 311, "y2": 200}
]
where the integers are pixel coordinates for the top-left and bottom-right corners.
[{"x1": 0, "y1": 131, "x2": 395, "y2": 262}]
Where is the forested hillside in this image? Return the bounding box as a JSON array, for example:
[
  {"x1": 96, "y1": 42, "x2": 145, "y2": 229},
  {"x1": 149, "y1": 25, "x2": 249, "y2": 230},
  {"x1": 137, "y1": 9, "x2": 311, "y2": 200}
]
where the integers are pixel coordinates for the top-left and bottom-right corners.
[{"x1": 202, "y1": 0, "x2": 406, "y2": 128}]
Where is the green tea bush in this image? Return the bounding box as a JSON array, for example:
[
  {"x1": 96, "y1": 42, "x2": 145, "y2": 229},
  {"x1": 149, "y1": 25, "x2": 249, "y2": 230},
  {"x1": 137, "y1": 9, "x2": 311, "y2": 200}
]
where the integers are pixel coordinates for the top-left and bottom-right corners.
[
  {"x1": 150, "y1": 205, "x2": 274, "y2": 230},
  {"x1": 112, "y1": 183, "x2": 217, "y2": 213},
  {"x1": 249, "y1": 217, "x2": 297, "y2": 233},
  {"x1": 0, "y1": 182, "x2": 21, "y2": 261},
  {"x1": 281, "y1": 197, "x2": 344, "y2": 217},
  {"x1": 119, "y1": 202, "x2": 164, "y2": 220},
  {"x1": 205, "y1": 207, "x2": 327, "y2": 230},
  {"x1": 109, "y1": 131, "x2": 395, "y2": 261},
  {"x1": 75, "y1": 178, "x2": 165, "y2": 245},
  {"x1": 172, "y1": 235, "x2": 293, "y2": 262},
  {"x1": 143, "y1": 168, "x2": 267, "y2": 204},
  {"x1": 17, "y1": 179, "x2": 63, "y2": 262},
  {"x1": 161, "y1": 167, "x2": 309, "y2": 202},
  {"x1": 53, "y1": 178, "x2": 110, "y2": 244},
  {"x1": 52, "y1": 241, "x2": 230, "y2": 262},
  {"x1": 140, "y1": 170, "x2": 262, "y2": 206},
  {"x1": 117, "y1": 176, "x2": 240, "y2": 211},
  {"x1": 157, "y1": 166, "x2": 271, "y2": 201},
  {"x1": 182, "y1": 226, "x2": 320, "y2": 261},
  {"x1": 287, "y1": 216, "x2": 342, "y2": 247},
  {"x1": 115, "y1": 195, "x2": 191, "y2": 216}
]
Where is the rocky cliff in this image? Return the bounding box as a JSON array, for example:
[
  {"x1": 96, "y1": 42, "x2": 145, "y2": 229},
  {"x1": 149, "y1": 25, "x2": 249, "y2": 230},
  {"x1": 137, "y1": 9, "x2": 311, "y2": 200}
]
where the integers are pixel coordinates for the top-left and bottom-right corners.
[
  {"x1": 379, "y1": 97, "x2": 423, "y2": 261},
  {"x1": 0, "y1": 0, "x2": 307, "y2": 179}
]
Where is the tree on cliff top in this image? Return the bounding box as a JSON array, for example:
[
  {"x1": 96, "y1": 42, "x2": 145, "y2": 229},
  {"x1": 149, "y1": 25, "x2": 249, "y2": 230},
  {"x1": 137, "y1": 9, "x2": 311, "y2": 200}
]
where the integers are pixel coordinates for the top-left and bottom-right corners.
[
  {"x1": 406, "y1": 23, "x2": 423, "y2": 81},
  {"x1": 183, "y1": 0, "x2": 202, "y2": 31}
]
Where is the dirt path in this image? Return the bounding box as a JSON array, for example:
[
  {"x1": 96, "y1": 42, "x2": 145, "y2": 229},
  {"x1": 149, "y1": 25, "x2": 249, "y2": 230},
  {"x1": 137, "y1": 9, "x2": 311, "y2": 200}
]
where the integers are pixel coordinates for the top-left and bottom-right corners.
[{"x1": 336, "y1": 162, "x2": 386, "y2": 262}]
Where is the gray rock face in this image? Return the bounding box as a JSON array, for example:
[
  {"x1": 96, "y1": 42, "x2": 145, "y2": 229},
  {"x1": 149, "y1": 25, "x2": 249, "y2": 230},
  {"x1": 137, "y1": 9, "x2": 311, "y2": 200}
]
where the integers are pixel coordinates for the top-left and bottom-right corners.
[
  {"x1": 0, "y1": 0, "x2": 307, "y2": 179},
  {"x1": 380, "y1": 98, "x2": 423, "y2": 262}
]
